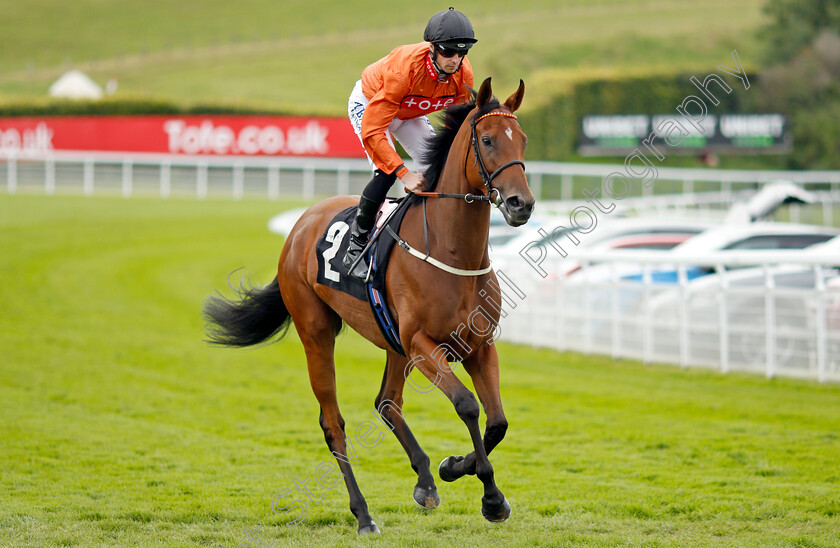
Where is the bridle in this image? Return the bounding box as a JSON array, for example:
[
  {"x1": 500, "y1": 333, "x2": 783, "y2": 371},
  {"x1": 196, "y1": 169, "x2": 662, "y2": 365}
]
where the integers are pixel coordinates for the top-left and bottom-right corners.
[
  {"x1": 414, "y1": 108, "x2": 526, "y2": 205},
  {"x1": 468, "y1": 111, "x2": 526, "y2": 206},
  {"x1": 386, "y1": 108, "x2": 527, "y2": 278}
]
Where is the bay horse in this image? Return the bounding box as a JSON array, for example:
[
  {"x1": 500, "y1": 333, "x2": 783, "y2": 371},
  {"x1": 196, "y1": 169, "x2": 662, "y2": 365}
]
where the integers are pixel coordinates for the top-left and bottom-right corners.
[{"x1": 203, "y1": 77, "x2": 535, "y2": 534}]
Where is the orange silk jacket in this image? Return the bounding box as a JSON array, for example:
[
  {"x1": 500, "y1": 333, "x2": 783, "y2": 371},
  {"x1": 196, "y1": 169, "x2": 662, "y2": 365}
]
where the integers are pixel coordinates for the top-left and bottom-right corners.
[{"x1": 360, "y1": 42, "x2": 474, "y2": 177}]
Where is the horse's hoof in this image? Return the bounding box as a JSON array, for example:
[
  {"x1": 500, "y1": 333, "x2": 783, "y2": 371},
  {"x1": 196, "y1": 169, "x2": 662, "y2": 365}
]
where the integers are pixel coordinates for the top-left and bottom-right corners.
[
  {"x1": 438, "y1": 455, "x2": 464, "y2": 482},
  {"x1": 358, "y1": 521, "x2": 381, "y2": 534},
  {"x1": 412, "y1": 485, "x2": 440, "y2": 509},
  {"x1": 481, "y1": 496, "x2": 511, "y2": 523}
]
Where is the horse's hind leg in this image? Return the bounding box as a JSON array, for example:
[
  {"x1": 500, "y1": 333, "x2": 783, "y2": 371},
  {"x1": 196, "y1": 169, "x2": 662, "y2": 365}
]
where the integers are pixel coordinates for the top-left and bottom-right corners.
[
  {"x1": 285, "y1": 287, "x2": 379, "y2": 534},
  {"x1": 375, "y1": 352, "x2": 439, "y2": 509},
  {"x1": 438, "y1": 343, "x2": 508, "y2": 484}
]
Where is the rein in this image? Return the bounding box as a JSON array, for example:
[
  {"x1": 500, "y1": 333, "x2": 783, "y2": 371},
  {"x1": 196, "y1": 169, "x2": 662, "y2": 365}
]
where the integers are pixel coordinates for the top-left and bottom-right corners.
[{"x1": 412, "y1": 190, "x2": 490, "y2": 203}]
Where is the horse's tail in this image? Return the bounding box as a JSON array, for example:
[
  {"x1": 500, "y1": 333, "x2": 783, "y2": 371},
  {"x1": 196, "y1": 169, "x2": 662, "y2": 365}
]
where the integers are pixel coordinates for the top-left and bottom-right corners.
[{"x1": 203, "y1": 276, "x2": 292, "y2": 347}]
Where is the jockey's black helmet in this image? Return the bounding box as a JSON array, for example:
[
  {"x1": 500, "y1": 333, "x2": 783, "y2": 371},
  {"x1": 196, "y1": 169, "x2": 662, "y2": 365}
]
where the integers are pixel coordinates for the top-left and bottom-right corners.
[{"x1": 423, "y1": 7, "x2": 477, "y2": 50}]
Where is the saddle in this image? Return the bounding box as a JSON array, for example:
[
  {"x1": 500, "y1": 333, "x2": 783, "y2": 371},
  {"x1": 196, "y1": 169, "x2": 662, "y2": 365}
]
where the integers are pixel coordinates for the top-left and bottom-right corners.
[{"x1": 315, "y1": 198, "x2": 413, "y2": 354}]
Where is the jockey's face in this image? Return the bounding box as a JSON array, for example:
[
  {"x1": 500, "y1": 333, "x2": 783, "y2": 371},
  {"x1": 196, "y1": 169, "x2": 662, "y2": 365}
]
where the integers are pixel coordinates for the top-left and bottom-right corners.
[
  {"x1": 432, "y1": 45, "x2": 466, "y2": 75},
  {"x1": 438, "y1": 53, "x2": 464, "y2": 74}
]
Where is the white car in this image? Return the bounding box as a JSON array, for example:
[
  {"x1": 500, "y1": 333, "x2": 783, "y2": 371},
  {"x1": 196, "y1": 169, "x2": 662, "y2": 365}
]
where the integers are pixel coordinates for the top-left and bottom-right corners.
[
  {"x1": 493, "y1": 216, "x2": 716, "y2": 280},
  {"x1": 569, "y1": 222, "x2": 840, "y2": 284},
  {"x1": 668, "y1": 222, "x2": 839, "y2": 258}
]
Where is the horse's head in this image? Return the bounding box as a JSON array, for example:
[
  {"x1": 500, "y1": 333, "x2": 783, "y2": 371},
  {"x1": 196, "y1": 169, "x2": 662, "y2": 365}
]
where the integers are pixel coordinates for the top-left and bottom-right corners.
[{"x1": 468, "y1": 78, "x2": 535, "y2": 227}]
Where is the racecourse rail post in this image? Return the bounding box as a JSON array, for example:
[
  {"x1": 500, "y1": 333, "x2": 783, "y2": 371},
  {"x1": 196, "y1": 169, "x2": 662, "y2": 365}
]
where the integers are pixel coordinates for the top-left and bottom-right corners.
[
  {"x1": 83, "y1": 158, "x2": 94, "y2": 196},
  {"x1": 122, "y1": 160, "x2": 133, "y2": 198},
  {"x1": 233, "y1": 162, "x2": 244, "y2": 200},
  {"x1": 642, "y1": 264, "x2": 653, "y2": 365},
  {"x1": 610, "y1": 261, "x2": 621, "y2": 360},
  {"x1": 814, "y1": 264, "x2": 827, "y2": 383},
  {"x1": 678, "y1": 264, "x2": 689, "y2": 369},
  {"x1": 6, "y1": 154, "x2": 17, "y2": 194},
  {"x1": 302, "y1": 166, "x2": 315, "y2": 201},
  {"x1": 45, "y1": 157, "x2": 55, "y2": 195},
  {"x1": 763, "y1": 263, "x2": 777, "y2": 379},
  {"x1": 337, "y1": 166, "x2": 350, "y2": 196},
  {"x1": 197, "y1": 162, "x2": 208, "y2": 200},
  {"x1": 268, "y1": 164, "x2": 280, "y2": 201},
  {"x1": 160, "y1": 161, "x2": 171, "y2": 199},
  {"x1": 716, "y1": 263, "x2": 730, "y2": 374}
]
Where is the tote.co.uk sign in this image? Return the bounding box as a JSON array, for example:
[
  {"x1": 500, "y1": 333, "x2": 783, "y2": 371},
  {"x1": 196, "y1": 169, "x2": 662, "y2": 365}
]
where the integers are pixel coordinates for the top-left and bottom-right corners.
[{"x1": 0, "y1": 115, "x2": 366, "y2": 158}]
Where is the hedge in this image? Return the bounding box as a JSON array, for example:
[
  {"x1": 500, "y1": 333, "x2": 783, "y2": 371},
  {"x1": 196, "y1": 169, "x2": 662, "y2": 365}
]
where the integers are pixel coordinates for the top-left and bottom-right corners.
[
  {"x1": 3, "y1": 74, "x2": 836, "y2": 168},
  {"x1": 0, "y1": 97, "x2": 278, "y2": 117},
  {"x1": 518, "y1": 71, "x2": 755, "y2": 162}
]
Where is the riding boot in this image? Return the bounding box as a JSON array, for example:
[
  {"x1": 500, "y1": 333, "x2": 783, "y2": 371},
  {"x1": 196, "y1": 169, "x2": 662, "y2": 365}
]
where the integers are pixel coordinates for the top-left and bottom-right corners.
[{"x1": 343, "y1": 195, "x2": 379, "y2": 281}]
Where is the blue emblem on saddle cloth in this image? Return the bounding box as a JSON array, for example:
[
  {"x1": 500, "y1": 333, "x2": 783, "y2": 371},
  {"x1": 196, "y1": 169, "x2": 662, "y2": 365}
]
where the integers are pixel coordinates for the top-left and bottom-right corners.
[
  {"x1": 366, "y1": 241, "x2": 406, "y2": 355},
  {"x1": 315, "y1": 199, "x2": 411, "y2": 355}
]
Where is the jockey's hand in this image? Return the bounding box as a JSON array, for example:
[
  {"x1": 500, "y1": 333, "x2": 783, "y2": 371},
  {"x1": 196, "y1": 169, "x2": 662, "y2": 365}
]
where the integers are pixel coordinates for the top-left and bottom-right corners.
[{"x1": 399, "y1": 171, "x2": 426, "y2": 193}]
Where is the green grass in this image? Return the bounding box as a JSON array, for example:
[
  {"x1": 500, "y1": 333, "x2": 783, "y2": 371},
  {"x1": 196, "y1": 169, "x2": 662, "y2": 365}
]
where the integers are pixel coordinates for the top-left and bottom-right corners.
[
  {"x1": 0, "y1": 0, "x2": 766, "y2": 114},
  {"x1": 1, "y1": 193, "x2": 839, "y2": 547}
]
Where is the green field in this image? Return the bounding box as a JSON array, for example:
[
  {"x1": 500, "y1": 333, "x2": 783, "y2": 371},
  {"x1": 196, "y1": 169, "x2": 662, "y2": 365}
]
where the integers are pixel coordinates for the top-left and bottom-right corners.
[
  {"x1": 0, "y1": 0, "x2": 766, "y2": 114},
  {"x1": 1, "y1": 193, "x2": 839, "y2": 547}
]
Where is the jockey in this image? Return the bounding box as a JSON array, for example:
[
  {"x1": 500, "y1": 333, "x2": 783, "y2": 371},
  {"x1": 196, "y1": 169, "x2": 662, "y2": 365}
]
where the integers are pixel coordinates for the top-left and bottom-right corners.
[{"x1": 343, "y1": 7, "x2": 476, "y2": 280}]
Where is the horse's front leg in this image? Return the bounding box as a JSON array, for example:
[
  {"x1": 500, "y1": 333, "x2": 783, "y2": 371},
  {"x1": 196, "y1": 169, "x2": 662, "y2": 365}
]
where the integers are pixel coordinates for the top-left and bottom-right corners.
[
  {"x1": 437, "y1": 343, "x2": 509, "y2": 520},
  {"x1": 408, "y1": 332, "x2": 509, "y2": 522}
]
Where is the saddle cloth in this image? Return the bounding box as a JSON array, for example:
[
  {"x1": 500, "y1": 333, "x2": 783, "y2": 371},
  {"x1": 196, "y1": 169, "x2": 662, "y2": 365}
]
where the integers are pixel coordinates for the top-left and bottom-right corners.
[{"x1": 315, "y1": 198, "x2": 413, "y2": 354}]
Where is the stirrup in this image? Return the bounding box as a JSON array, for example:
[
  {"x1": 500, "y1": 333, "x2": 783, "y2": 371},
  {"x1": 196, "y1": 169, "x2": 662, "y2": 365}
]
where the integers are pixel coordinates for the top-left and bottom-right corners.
[{"x1": 347, "y1": 255, "x2": 371, "y2": 281}]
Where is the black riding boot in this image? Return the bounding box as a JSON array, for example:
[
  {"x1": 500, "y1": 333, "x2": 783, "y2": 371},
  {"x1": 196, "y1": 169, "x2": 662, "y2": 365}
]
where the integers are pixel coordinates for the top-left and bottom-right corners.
[{"x1": 343, "y1": 195, "x2": 380, "y2": 281}]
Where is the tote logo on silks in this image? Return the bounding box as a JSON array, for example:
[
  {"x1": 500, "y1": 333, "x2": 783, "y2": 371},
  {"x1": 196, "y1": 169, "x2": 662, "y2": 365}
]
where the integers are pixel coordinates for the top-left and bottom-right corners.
[{"x1": 399, "y1": 95, "x2": 458, "y2": 114}]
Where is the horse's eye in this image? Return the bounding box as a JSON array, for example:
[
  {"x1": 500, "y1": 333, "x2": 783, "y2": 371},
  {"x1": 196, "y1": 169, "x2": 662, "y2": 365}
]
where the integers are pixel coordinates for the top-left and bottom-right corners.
[{"x1": 481, "y1": 136, "x2": 492, "y2": 147}]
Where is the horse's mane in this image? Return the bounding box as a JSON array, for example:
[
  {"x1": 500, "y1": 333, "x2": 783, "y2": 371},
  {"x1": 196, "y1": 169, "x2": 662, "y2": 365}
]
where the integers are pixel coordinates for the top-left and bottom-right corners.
[{"x1": 420, "y1": 96, "x2": 502, "y2": 191}]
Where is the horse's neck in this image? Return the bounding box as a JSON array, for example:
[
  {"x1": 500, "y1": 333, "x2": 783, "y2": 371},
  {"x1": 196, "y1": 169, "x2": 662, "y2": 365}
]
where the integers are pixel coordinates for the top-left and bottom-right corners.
[{"x1": 423, "y1": 142, "x2": 491, "y2": 269}]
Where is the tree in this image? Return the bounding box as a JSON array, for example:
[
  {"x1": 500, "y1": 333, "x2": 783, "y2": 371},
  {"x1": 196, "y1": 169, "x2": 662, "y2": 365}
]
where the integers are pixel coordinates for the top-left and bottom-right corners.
[
  {"x1": 755, "y1": 0, "x2": 840, "y2": 168},
  {"x1": 760, "y1": 0, "x2": 840, "y2": 65}
]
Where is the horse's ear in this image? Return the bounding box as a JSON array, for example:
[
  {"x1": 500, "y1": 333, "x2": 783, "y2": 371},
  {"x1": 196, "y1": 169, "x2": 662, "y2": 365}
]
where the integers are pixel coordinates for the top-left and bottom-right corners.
[
  {"x1": 476, "y1": 77, "x2": 493, "y2": 109},
  {"x1": 504, "y1": 80, "x2": 525, "y2": 113}
]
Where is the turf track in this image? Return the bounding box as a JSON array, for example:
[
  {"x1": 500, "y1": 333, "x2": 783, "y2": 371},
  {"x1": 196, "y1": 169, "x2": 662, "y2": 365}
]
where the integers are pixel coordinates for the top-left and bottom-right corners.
[{"x1": 1, "y1": 194, "x2": 838, "y2": 547}]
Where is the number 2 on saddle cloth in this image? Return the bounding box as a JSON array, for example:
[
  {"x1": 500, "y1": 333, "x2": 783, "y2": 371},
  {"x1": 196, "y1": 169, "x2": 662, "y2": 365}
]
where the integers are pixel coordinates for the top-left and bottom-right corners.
[{"x1": 315, "y1": 198, "x2": 411, "y2": 354}]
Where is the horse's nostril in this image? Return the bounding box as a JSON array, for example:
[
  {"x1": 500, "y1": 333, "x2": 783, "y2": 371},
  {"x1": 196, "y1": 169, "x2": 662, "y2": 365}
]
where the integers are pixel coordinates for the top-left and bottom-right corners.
[{"x1": 506, "y1": 196, "x2": 524, "y2": 210}]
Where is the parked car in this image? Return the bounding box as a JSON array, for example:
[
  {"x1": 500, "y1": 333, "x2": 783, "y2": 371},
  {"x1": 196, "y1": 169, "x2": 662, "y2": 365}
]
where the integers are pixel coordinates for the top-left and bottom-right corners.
[
  {"x1": 596, "y1": 222, "x2": 840, "y2": 284},
  {"x1": 555, "y1": 225, "x2": 840, "y2": 362},
  {"x1": 669, "y1": 222, "x2": 839, "y2": 257},
  {"x1": 492, "y1": 216, "x2": 716, "y2": 279},
  {"x1": 723, "y1": 180, "x2": 816, "y2": 224}
]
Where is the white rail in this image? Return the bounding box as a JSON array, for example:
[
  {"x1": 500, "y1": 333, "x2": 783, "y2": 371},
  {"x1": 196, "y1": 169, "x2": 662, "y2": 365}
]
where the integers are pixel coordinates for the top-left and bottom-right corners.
[
  {"x1": 498, "y1": 249, "x2": 840, "y2": 383},
  {"x1": 3, "y1": 151, "x2": 840, "y2": 202},
  {"x1": 4, "y1": 151, "x2": 840, "y2": 382}
]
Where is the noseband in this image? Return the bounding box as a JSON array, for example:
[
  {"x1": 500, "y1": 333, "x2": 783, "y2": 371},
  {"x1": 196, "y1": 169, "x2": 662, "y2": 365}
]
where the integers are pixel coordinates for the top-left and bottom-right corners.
[{"x1": 469, "y1": 111, "x2": 526, "y2": 206}]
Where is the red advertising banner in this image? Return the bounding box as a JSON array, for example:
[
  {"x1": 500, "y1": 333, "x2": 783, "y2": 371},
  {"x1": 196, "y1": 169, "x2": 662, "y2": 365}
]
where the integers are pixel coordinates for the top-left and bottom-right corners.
[{"x1": 0, "y1": 115, "x2": 366, "y2": 158}]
